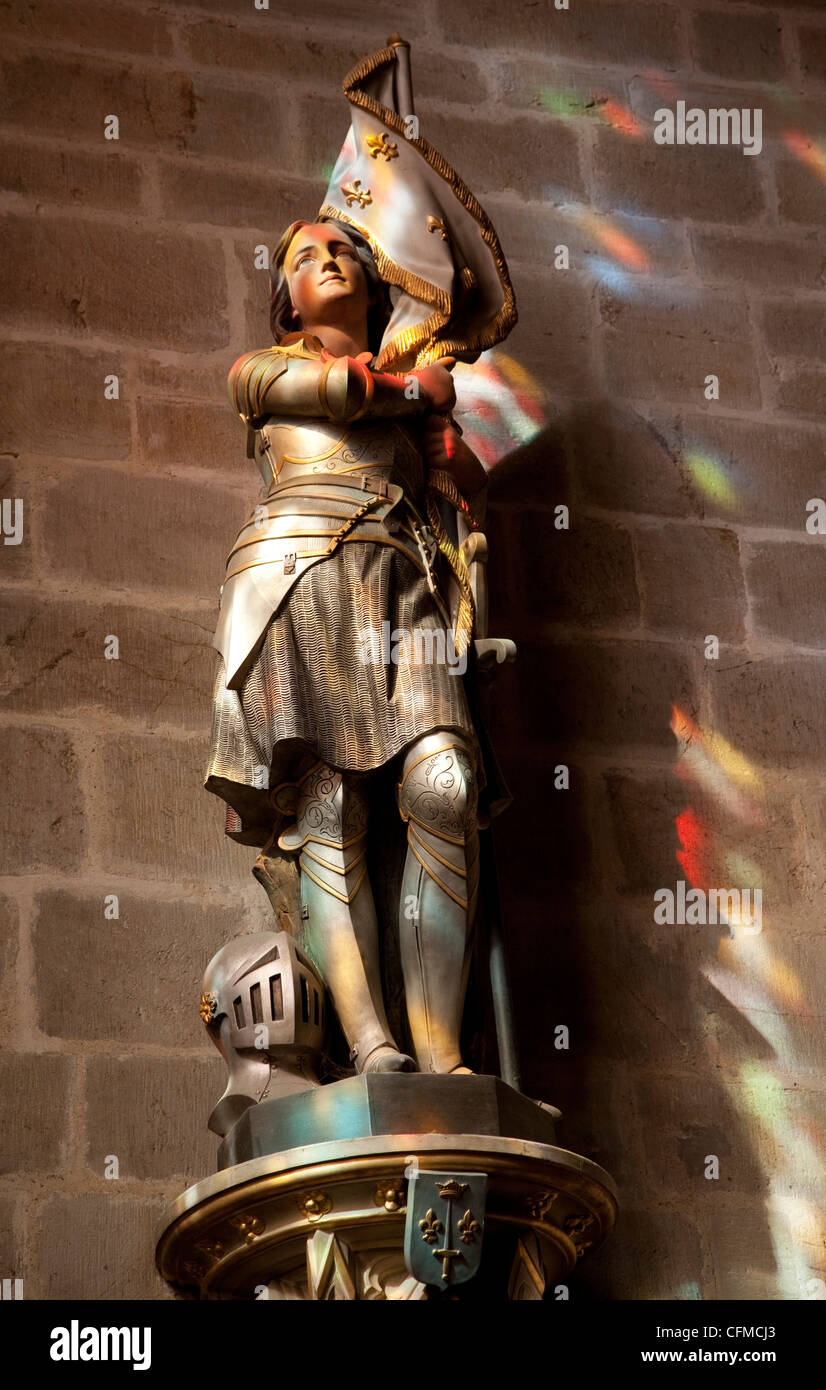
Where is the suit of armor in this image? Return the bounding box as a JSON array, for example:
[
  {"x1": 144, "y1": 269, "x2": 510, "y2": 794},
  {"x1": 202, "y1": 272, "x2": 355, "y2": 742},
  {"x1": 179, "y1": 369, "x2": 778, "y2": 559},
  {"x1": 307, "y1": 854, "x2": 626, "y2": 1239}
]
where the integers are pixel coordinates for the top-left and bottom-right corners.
[{"x1": 206, "y1": 333, "x2": 482, "y2": 1074}]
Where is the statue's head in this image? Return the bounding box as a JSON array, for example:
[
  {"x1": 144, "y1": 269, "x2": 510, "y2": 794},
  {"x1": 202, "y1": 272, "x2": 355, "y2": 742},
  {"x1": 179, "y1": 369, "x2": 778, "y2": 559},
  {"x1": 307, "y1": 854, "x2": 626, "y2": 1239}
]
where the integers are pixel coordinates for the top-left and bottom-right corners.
[{"x1": 270, "y1": 218, "x2": 392, "y2": 355}]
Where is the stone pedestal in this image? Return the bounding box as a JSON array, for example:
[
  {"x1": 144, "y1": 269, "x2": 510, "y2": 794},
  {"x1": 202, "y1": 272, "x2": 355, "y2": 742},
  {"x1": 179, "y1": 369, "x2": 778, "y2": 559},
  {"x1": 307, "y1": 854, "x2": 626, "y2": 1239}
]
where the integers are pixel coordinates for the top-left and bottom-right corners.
[{"x1": 156, "y1": 1076, "x2": 617, "y2": 1300}]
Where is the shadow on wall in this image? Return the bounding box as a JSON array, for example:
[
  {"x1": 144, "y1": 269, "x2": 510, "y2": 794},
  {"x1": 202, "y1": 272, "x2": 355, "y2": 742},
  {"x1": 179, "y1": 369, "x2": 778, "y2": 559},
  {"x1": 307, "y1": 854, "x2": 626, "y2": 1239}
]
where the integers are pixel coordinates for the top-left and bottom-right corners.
[{"x1": 483, "y1": 405, "x2": 781, "y2": 1300}]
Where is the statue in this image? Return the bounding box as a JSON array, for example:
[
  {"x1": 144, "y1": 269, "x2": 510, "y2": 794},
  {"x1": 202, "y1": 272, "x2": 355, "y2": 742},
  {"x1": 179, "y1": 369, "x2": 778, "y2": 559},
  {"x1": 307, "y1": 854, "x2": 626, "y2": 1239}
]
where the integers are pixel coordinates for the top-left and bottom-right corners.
[
  {"x1": 158, "y1": 39, "x2": 617, "y2": 1301},
  {"x1": 203, "y1": 38, "x2": 518, "y2": 1098}
]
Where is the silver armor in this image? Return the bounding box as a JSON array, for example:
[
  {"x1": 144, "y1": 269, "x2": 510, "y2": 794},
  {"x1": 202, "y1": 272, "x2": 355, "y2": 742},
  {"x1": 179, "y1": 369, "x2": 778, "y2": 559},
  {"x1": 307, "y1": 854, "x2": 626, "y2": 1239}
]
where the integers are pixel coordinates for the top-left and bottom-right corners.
[
  {"x1": 201, "y1": 931, "x2": 325, "y2": 1136},
  {"x1": 210, "y1": 333, "x2": 490, "y2": 1078},
  {"x1": 276, "y1": 761, "x2": 415, "y2": 1074},
  {"x1": 215, "y1": 338, "x2": 444, "y2": 688},
  {"x1": 397, "y1": 732, "x2": 480, "y2": 1073}
]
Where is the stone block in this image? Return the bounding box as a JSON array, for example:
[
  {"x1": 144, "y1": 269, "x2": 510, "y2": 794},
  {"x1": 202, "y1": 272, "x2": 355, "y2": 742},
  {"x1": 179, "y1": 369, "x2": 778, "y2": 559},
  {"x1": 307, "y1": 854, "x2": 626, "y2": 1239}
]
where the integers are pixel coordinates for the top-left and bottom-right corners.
[
  {"x1": 692, "y1": 9, "x2": 785, "y2": 82},
  {"x1": 84, "y1": 1055, "x2": 222, "y2": 1180},
  {"x1": 41, "y1": 466, "x2": 246, "y2": 597},
  {"x1": 592, "y1": 126, "x2": 765, "y2": 223},
  {"x1": 636, "y1": 523, "x2": 746, "y2": 641},
  {"x1": 33, "y1": 890, "x2": 240, "y2": 1047},
  {"x1": 0, "y1": 141, "x2": 145, "y2": 212},
  {"x1": 37, "y1": 1193, "x2": 172, "y2": 1300},
  {"x1": 1, "y1": 212, "x2": 228, "y2": 350},
  {"x1": 0, "y1": 727, "x2": 86, "y2": 872},
  {"x1": 0, "y1": 341, "x2": 130, "y2": 459},
  {"x1": 0, "y1": 1054, "x2": 72, "y2": 1174},
  {"x1": 0, "y1": 592, "x2": 217, "y2": 730},
  {"x1": 746, "y1": 541, "x2": 826, "y2": 647}
]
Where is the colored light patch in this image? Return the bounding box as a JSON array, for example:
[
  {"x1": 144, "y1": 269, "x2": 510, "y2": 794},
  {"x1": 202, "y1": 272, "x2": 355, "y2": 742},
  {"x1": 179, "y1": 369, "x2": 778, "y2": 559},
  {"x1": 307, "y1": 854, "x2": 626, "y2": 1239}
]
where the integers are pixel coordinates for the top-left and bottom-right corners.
[
  {"x1": 671, "y1": 714, "x2": 764, "y2": 829},
  {"x1": 586, "y1": 257, "x2": 635, "y2": 296},
  {"x1": 683, "y1": 451, "x2": 738, "y2": 509},
  {"x1": 784, "y1": 130, "x2": 826, "y2": 181},
  {"x1": 671, "y1": 709, "x2": 762, "y2": 792},
  {"x1": 453, "y1": 351, "x2": 548, "y2": 468},
  {"x1": 576, "y1": 209, "x2": 651, "y2": 270},
  {"x1": 675, "y1": 808, "x2": 714, "y2": 887},
  {"x1": 539, "y1": 87, "x2": 587, "y2": 119},
  {"x1": 719, "y1": 935, "x2": 804, "y2": 1011},
  {"x1": 674, "y1": 1281, "x2": 702, "y2": 1300},
  {"x1": 599, "y1": 99, "x2": 643, "y2": 139}
]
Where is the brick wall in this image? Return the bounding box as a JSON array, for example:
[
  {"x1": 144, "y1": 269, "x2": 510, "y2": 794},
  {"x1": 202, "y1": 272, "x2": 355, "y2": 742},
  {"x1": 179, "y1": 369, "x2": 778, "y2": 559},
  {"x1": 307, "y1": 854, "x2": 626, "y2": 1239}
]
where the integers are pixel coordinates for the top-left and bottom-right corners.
[{"x1": 1, "y1": 0, "x2": 824, "y2": 1301}]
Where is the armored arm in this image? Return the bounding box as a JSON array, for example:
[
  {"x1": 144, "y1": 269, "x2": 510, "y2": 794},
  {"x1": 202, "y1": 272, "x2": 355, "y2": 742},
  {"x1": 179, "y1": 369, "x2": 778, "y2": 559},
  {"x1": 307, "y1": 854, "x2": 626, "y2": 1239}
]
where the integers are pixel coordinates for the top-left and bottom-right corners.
[{"x1": 228, "y1": 347, "x2": 448, "y2": 430}]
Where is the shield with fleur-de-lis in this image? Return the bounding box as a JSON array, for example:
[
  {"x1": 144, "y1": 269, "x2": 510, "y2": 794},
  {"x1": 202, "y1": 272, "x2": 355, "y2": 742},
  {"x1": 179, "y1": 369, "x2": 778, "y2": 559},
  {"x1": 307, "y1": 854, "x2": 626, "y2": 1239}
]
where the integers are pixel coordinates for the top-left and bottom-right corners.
[{"x1": 403, "y1": 1171, "x2": 487, "y2": 1288}]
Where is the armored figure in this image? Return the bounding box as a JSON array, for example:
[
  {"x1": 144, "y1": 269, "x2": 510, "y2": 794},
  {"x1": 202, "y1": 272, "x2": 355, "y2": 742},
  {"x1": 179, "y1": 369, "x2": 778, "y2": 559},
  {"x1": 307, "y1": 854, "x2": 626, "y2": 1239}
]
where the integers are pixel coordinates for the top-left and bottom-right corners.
[
  {"x1": 156, "y1": 41, "x2": 619, "y2": 1304},
  {"x1": 204, "y1": 39, "x2": 517, "y2": 1086}
]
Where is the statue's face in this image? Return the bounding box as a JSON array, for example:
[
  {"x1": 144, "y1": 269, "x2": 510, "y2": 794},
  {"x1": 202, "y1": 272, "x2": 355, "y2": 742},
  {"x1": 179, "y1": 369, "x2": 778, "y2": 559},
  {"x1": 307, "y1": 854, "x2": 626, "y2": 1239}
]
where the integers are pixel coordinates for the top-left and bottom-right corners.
[{"x1": 284, "y1": 223, "x2": 369, "y2": 326}]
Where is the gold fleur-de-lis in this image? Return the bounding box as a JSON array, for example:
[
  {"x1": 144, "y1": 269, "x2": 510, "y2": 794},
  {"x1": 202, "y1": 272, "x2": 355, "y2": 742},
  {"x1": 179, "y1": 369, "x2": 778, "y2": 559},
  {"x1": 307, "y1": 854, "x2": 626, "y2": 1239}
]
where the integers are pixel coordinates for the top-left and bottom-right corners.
[
  {"x1": 342, "y1": 179, "x2": 372, "y2": 208},
  {"x1": 457, "y1": 1209, "x2": 480, "y2": 1244},
  {"x1": 427, "y1": 215, "x2": 448, "y2": 241},
  {"x1": 366, "y1": 132, "x2": 398, "y2": 161},
  {"x1": 199, "y1": 991, "x2": 217, "y2": 1025},
  {"x1": 418, "y1": 1208, "x2": 443, "y2": 1245}
]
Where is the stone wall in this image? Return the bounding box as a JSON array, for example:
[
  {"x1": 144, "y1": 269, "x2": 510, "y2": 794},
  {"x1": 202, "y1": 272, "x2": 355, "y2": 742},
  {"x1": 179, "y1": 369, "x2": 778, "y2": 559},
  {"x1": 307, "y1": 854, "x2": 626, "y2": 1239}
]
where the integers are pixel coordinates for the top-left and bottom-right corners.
[{"x1": 1, "y1": 0, "x2": 824, "y2": 1300}]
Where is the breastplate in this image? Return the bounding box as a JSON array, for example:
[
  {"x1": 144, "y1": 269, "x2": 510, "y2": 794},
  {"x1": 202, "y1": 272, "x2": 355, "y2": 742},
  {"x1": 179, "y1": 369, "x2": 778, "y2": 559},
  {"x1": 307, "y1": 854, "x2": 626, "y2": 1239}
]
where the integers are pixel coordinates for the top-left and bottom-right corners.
[
  {"x1": 257, "y1": 417, "x2": 424, "y2": 500},
  {"x1": 214, "y1": 415, "x2": 438, "y2": 689}
]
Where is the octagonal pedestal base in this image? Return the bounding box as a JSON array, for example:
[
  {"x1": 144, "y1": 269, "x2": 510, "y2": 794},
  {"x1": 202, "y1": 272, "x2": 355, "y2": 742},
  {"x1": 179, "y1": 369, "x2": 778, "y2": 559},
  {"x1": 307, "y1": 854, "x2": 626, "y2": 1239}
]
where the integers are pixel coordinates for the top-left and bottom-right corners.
[{"x1": 157, "y1": 1076, "x2": 617, "y2": 1301}]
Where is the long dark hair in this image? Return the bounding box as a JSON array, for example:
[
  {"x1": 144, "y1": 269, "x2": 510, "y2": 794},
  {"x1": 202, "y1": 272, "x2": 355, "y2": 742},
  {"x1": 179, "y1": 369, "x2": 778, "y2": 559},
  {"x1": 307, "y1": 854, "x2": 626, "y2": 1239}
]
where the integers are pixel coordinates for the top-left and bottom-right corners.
[{"x1": 269, "y1": 218, "x2": 393, "y2": 356}]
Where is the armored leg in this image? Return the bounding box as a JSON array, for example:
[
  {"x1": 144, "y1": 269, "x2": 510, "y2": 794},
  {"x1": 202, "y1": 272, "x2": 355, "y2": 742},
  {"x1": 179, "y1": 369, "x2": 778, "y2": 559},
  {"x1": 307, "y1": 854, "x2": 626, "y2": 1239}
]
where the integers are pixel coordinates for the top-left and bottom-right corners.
[
  {"x1": 279, "y1": 762, "x2": 414, "y2": 1074},
  {"x1": 397, "y1": 733, "x2": 480, "y2": 1074}
]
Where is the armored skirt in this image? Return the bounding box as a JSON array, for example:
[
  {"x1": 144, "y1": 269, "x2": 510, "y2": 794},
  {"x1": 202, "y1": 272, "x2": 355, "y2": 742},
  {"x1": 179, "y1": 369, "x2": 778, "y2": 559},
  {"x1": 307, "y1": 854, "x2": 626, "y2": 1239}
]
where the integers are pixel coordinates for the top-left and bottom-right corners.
[{"x1": 205, "y1": 539, "x2": 479, "y2": 848}]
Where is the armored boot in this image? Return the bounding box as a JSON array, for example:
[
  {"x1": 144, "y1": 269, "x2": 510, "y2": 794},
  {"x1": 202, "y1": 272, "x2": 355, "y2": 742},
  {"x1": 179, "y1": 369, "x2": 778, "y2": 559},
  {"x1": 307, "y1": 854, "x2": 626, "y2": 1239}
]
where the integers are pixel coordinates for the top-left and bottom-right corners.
[
  {"x1": 397, "y1": 733, "x2": 480, "y2": 1074},
  {"x1": 279, "y1": 761, "x2": 414, "y2": 1074}
]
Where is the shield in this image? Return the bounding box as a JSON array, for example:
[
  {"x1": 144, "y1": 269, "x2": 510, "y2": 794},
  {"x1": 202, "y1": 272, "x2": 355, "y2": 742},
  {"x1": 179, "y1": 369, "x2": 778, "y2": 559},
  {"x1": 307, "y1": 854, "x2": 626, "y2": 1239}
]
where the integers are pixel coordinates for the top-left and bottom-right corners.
[{"x1": 403, "y1": 1171, "x2": 487, "y2": 1288}]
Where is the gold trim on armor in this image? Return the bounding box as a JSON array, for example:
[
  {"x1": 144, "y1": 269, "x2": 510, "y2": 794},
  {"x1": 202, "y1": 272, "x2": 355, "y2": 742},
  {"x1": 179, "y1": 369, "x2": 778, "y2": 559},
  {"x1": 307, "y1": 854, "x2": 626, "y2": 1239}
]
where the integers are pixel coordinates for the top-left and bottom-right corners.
[
  {"x1": 275, "y1": 826, "x2": 366, "y2": 851},
  {"x1": 278, "y1": 431, "x2": 352, "y2": 470},
  {"x1": 317, "y1": 357, "x2": 337, "y2": 418},
  {"x1": 399, "y1": 742, "x2": 470, "y2": 787},
  {"x1": 299, "y1": 843, "x2": 368, "y2": 877},
  {"x1": 408, "y1": 822, "x2": 467, "y2": 879},
  {"x1": 407, "y1": 838, "x2": 469, "y2": 910},
  {"x1": 300, "y1": 858, "x2": 368, "y2": 904},
  {"x1": 222, "y1": 533, "x2": 428, "y2": 585},
  {"x1": 227, "y1": 520, "x2": 381, "y2": 562}
]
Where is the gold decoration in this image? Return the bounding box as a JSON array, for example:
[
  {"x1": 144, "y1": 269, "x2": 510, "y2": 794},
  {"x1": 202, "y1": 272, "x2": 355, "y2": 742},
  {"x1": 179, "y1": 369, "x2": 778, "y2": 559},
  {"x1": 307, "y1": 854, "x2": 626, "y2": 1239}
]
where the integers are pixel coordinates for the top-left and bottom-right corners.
[
  {"x1": 366, "y1": 132, "x2": 398, "y2": 160},
  {"x1": 373, "y1": 1181, "x2": 406, "y2": 1213},
  {"x1": 199, "y1": 991, "x2": 217, "y2": 1025},
  {"x1": 341, "y1": 179, "x2": 372, "y2": 208},
  {"x1": 298, "y1": 1190, "x2": 333, "y2": 1222},
  {"x1": 525, "y1": 1188, "x2": 559, "y2": 1220},
  {"x1": 418, "y1": 1208, "x2": 443, "y2": 1244},
  {"x1": 457, "y1": 1209, "x2": 480, "y2": 1244},
  {"x1": 231, "y1": 1214, "x2": 265, "y2": 1244},
  {"x1": 564, "y1": 1213, "x2": 595, "y2": 1238},
  {"x1": 436, "y1": 1179, "x2": 467, "y2": 1201},
  {"x1": 427, "y1": 215, "x2": 448, "y2": 241},
  {"x1": 194, "y1": 1239, "x2": 225, "y2": 1265}
]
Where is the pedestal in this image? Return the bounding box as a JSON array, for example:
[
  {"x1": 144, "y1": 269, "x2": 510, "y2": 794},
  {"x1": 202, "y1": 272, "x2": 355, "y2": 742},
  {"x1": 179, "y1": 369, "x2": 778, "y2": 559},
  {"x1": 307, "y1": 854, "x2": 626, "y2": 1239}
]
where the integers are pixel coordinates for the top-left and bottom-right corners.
[{"x1": 156, "y1": 1076, "x2": 617, "y2": 1300}]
